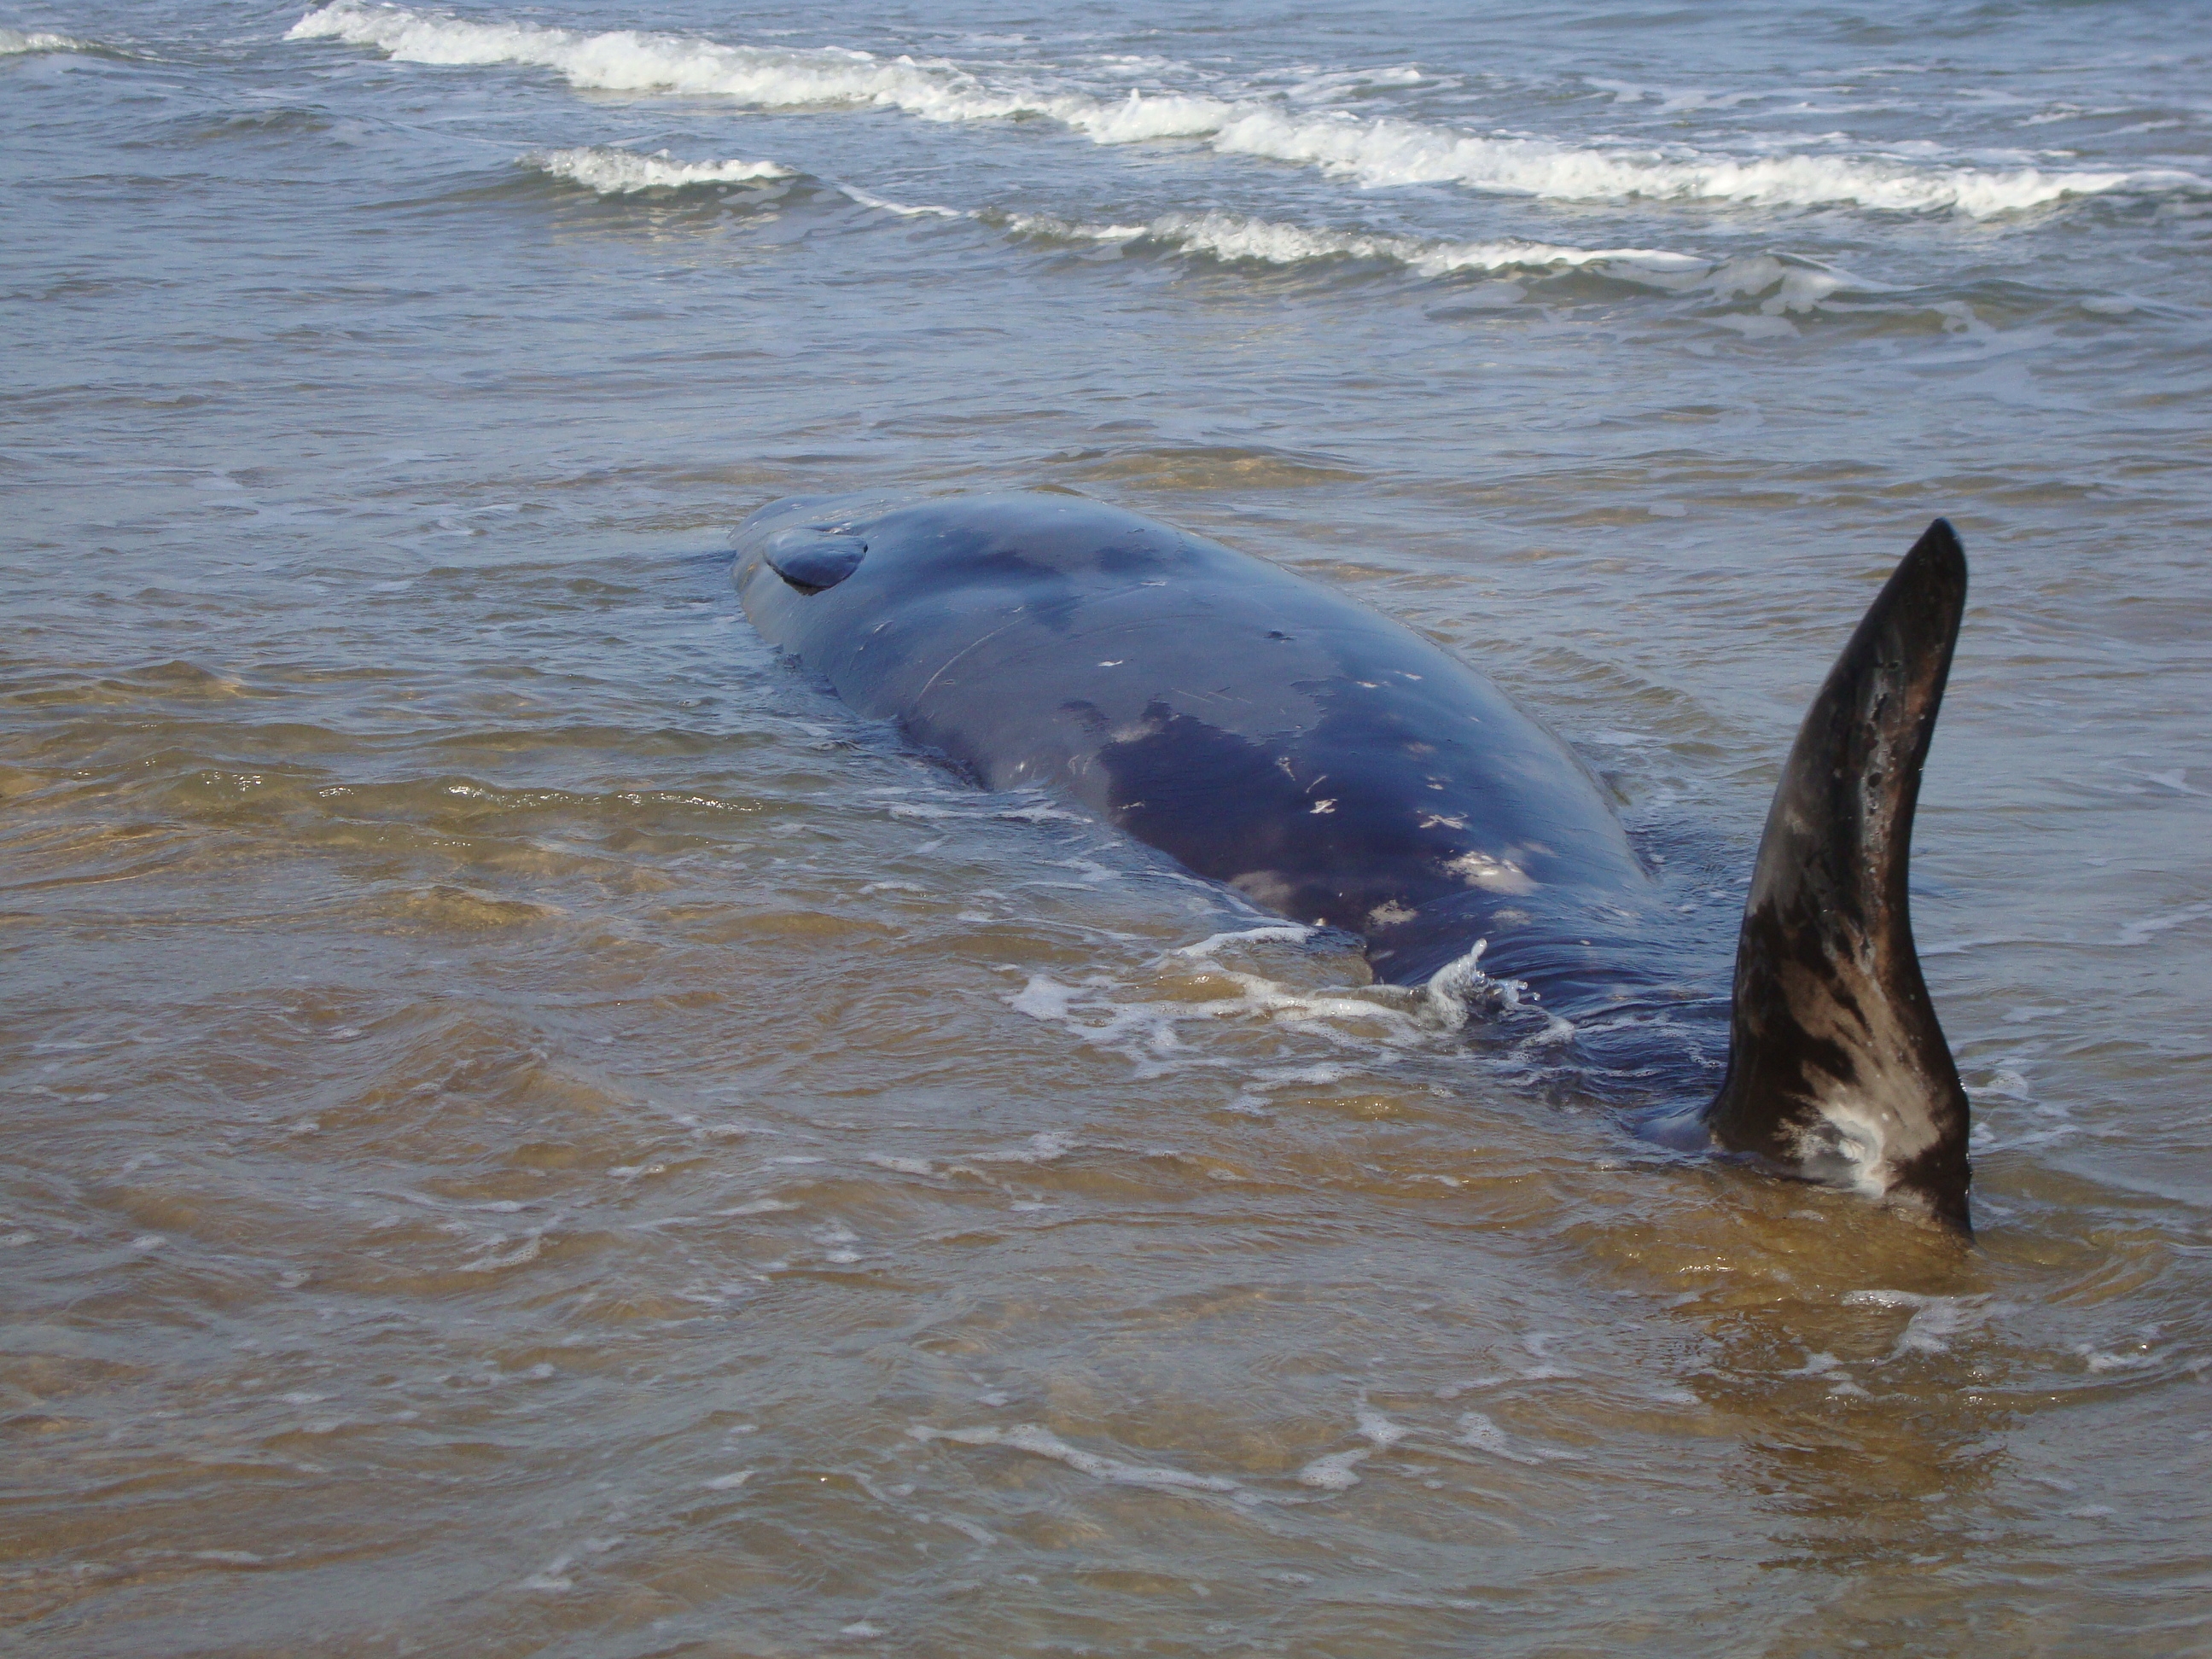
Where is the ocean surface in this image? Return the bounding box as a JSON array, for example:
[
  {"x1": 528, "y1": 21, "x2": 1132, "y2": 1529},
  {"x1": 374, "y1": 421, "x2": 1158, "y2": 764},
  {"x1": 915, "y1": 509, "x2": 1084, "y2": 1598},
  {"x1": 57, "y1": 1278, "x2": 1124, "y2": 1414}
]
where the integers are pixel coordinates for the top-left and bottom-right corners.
[{"x1": 3, "y1": 1, "x2": 2209, "y2": 1653}]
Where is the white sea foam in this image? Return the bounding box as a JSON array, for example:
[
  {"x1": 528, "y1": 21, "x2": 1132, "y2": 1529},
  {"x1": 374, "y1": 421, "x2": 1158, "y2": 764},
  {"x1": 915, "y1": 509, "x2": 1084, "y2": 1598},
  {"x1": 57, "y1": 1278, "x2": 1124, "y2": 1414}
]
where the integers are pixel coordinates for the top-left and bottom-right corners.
[
  {"x1": 1354, "y1": 1405, "x2": 1410, "y2": 1447},
  {"x1": 288, "y1": 3, "x2": 2198, "y2": 218},
  {"x1": 1001, "y1": 929, "x2": 1543, "y2": 1097},
  {"x1": 527, "y1": 147, "x2": 791, "y2": 194},
  {"x1": 1062, "y1": 88, "x2": 1234, "y2": 143},
  {"x1": 1006, "y1": 208, "x2": 1705, "y2": 282},
  {"x1": 841, "y1": 185, "x2": 964, "y2": 219},
  {"x1": 1295, "y1": 1447, "x2": 1371, "y2": 1489},
  {"x1": 0, "y1": 26, "x2": 98, "y2": 55},
  {"x1": 1843, "y1": 1289, "x2": 2015, "y2": 1357},
  {"x1": 1454, "y1": 1410, "x2": 1534, "y2": 1462},
  {"x1": 0, "y1": 26, "x2": 93, "y2": 55},
  {"x1": 1205, "y1": 107, "x2": 2173, "y2": 215},
  {"x1": 1171, "y1": 923, "x2": 1319, "y2": 959},
  {"x1": 2075, "y1": 1342, "x2": 2156, "y2": 1374},
  {"x1": 290, "y1": 2, "x2": 1057, "y2": 123},
  {"x1": 995, "y1": 202, "x2": 1908, "y2": 324},
  {"x1": 1008, "y1": 975, "x2": 1077, "y2": 1020},
  {"x1": 972, "y1": 1130, "x2": 1077, "y2": 1164}
]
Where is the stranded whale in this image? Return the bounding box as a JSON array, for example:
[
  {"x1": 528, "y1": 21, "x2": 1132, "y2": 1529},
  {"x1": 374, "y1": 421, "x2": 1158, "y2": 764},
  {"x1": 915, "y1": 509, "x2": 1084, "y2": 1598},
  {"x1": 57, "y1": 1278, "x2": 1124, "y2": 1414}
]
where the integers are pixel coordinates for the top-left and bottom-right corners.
[{"x1": 733, "y1": 492, "x2": 1972, "y2": 1231}]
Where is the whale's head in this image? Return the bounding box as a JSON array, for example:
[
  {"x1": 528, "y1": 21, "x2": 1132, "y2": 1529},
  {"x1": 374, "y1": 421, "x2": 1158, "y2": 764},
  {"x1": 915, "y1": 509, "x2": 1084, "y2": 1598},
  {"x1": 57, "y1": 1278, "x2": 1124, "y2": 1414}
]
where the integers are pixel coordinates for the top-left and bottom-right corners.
[
  {"x1": 731, "y1": 493, "x2": 903, "y2": 650},
  {"x1": 734, "y1": 491, "x2": 1225, "y2": 661}
]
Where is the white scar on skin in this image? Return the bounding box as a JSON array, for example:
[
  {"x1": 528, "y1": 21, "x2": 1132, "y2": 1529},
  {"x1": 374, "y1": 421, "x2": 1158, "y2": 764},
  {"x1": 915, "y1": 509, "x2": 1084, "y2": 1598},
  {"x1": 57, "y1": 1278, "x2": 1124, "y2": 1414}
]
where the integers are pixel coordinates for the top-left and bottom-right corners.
[{"x1": 1775, "y1": 955, "x2": 1945, "y2": 1199}]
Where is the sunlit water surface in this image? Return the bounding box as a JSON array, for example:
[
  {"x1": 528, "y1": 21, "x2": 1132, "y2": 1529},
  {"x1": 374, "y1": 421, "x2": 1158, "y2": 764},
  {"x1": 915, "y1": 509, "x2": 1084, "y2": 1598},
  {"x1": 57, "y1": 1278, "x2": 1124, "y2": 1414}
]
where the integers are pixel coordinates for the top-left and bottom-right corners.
[{"x1": 3, "y1": 0, "x2": 2209, "y2": 1653}]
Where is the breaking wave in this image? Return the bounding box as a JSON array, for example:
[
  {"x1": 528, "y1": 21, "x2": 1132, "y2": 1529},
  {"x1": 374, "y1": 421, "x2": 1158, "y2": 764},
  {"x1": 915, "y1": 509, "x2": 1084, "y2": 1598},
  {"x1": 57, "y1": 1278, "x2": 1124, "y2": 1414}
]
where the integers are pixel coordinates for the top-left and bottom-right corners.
[
  {"x1": 837, "y1": 195, "x2": 1888, "y2": 317},
  {"x1": 1202, "y1": 108, "x2": 2163, "y2": 218},
  {"x1": 0, "y1": 26, "x2": 97, "y2": 55},
  {"x1": 526, "y1": 146, "x2": 792, "y2": 194},
  {"x1": 1001, "y1": 207, "x2": 1707, "y2": 282},
  {"x1": 968, "y1": 203, "x2": 1879, "y2": 315},
  {"x1": 287, "y1": 2, "x2": 2201, "y2": 218}
]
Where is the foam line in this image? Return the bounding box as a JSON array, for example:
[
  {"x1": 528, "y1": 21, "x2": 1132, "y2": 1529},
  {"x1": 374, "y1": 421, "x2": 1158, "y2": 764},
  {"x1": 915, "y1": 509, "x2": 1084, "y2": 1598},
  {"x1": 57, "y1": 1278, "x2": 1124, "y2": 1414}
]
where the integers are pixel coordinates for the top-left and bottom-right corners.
[
  {"x1": 1008, "y1": 209, "x2": 1708, "y2": 280},
  {"x1": 288, "y1": 1, "x2": 1051, "y2": 122},
  {"x1": 1204, "y1": 108, "x2": 2161, "y2": 217},
  {"x1": 288, "y1": 3, "x2": 2202, "y2": 218},
  {"x1": 0, "y1": 26, "x2": 96, "y2": 55},
  {"x1": 527, "y1": 147, "x2": 792, "y2": 193}
]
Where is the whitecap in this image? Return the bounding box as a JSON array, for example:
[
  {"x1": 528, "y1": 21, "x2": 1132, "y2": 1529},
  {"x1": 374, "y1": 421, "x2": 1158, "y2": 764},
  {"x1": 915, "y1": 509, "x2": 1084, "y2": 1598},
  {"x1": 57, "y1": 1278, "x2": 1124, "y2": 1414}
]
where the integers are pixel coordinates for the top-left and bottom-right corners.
[
  {"x1": 1062, "y1": 88, "x2": 1234, "y2": 143},
  {"x1": 992, "y1": 207, "x2": 1746, "y2": 305},
  {"x1": 289, "y1": 2, "x2": 1055, "y2": 123},
  {"x1": 526, "y1": 146, "x2": 791, "y2": 194},
  {"x1": 1126, "y1": 212, "x2": 1703, "y2": 281},
  {"x1": 1204, "y1": 106, "x2": 2181, "y2": 217},
  {"x1": 0, "y1": 27, "x2": 94, "y2": 55},
  {"x1": 288, "y1": 4, "x2": 2199, "y2": 221}
]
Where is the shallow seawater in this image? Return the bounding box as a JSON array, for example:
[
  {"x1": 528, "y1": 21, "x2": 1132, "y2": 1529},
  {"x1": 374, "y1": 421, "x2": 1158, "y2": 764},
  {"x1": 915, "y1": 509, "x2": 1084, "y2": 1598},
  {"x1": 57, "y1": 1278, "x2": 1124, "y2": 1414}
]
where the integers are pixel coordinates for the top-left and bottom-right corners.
[{"x1": 3, "y1": 1, "x2": 2209, "y2": 1653}]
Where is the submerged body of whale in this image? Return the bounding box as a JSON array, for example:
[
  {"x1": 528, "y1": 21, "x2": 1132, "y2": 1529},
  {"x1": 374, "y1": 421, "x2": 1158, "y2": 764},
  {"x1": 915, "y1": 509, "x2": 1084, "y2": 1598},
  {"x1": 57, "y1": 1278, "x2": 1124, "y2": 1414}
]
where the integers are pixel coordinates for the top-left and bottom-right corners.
[{"x1": 734, "y1": 492, "x2": 1972, "y2": 1231}]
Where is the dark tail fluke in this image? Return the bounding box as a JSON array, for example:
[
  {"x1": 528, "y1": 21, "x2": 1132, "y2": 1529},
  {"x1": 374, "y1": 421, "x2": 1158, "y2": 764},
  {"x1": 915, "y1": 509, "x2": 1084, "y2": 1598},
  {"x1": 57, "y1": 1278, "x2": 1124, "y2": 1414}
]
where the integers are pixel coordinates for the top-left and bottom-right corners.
[{"x1": 1705, "y1": 520, "x2": 1973, "y2": 1231}]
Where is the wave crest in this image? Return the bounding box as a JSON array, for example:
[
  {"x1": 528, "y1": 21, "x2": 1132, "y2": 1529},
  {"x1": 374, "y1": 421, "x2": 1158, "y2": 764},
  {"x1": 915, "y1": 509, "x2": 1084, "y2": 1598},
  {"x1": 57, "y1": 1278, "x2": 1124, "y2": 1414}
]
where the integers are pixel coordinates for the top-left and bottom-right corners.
[
  {"x1": 1208, "y1": 108, "x2": 2151, "y2": 217},
  {"x1": 290, "y1": 1, "x2": 1046, "y2": 122},
  {"x1": 527, "y1": 147, "x2": 792, "y2": 194},
  {"x1": 288, "y1": 3, "x2": 2202, "y2": 219},
  {"x1": 0, "y1": 26, "x2": 96, "y2": 55},
  {"x1": 1003, "y1": 209, "x2": 1705, "y2": 282}
]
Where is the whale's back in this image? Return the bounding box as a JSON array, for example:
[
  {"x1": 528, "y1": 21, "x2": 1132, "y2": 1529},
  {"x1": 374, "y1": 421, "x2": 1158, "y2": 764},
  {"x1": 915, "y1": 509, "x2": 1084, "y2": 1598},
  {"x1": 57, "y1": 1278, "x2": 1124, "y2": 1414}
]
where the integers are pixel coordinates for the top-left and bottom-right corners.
[{"x1": 735, "y1": 492, "x2": 1654, "y2": 985}]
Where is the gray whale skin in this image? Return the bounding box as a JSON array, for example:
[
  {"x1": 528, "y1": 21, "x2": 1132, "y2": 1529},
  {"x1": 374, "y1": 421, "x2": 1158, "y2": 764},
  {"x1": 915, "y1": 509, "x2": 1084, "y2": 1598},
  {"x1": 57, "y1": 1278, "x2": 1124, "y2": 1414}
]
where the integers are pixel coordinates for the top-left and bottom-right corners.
[{"x1": 735, "y1": 492, "x2": 1973, "y2": 1233}]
